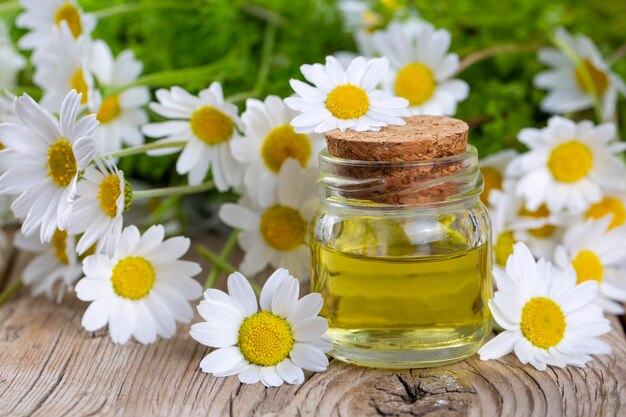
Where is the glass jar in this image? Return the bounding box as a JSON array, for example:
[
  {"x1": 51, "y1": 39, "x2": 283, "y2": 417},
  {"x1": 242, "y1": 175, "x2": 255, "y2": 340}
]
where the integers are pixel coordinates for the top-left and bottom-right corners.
[{"x1": 310, "y1": 145, "x2": 492, "y2": 368}]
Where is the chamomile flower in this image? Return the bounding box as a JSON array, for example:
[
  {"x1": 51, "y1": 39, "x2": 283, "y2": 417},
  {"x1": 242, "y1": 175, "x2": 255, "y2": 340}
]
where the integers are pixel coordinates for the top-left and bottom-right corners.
[
  {"x1": 534, "y1": 28, "x2": 626, "y2": 121},
  {"x1": 506, "y1": 117, "x2": 626, "y2": 214},
  {"x1": 554, "y1": 218, "x2": 626, "y2": 314},
  {"x1": 90, "y1": 40, "x2": 149, "y2": 155},
  {"x1": 219, "y1": 159, "x2": 318, "y2": 280},
  {"x1": 371, "y1": 22, "x2": 469, "y2": 116},
  {"x1": 479, "y1": 149, "x2": 518, "y2": 206},
  {"x1": 0, "y1": 21, "x2": 26, "y2": 88},
  {"x1": 16, "y1": 0, "x2": 96, "y2": 51},
  {"x1": 0, "y1": 90, "x2": 98, "y2": 242},
  {"x1": 14, "y1": 230, "x2": 82, "y2": 301},
  {"x1": 190, "y1": 268, "x2": 331, "y2": 386},
  {"x1": 478, "y1": 242, "x2": 611, "y2": 370},
  {"x1": 284, "y1": 56, "x2": 409, "y2": 133},
  {"x1": 142, "y1": 83, "x2": 244, "y2": 191},
  {"x1": 67, "y1": 160, "x2": 130, "y2": 256},
  {"x1": 75, "y1": 225, "x2": 203, "y2": 344},
  {"x1": 32, "y1": 28, "x2": 96, "y2": 113},
  {"x1": 584, "y1": 190, "x2": 626, "y2": 230},
  {"x1": 490, "y1": 185, "x2": 568, "y2": 264},
  {"x1": 231, "y1": 96, "x2": 325, "y2": 207}
]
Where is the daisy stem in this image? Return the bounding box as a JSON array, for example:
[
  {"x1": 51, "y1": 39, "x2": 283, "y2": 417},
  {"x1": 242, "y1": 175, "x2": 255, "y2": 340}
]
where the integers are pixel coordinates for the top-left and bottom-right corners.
[
  {"x1": 103, "y1": 141, "x2": 187, "y2": 159},
  {"x1": 198, "y1": 245, "x2": 237, "y2": 275},
  {"x1": 456, "y1": 43, "x2": 545, "y2": 75},
  {"x1": 552, "y1": 34, "x2": 604, "y2": 122},
  {"x1": 132, "y1": 181, "x2": 215, "y2": 200},
  {"x1": 252, "y1": 22, "x2": 277, "y2": 97},
  {"x1": 203, "y1": 230, "x2": 239, "y2": 290},
  {"x1": 92, "y1": 1, "x2": 200, "y2": 18},
  {"x1": 0, "y1": 279, "x2": 23, "y2": 306}
]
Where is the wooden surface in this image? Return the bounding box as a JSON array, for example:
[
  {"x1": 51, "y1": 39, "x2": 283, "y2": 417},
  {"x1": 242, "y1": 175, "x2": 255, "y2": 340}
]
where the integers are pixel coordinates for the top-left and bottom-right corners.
[{"x1": 1, "y1": 232, "x2": 626, "y2": 417}]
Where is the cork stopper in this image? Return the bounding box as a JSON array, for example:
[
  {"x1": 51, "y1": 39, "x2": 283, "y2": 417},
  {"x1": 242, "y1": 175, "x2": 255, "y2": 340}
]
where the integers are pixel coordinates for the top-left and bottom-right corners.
[{"x1": 323, "y1": 115, "x2": 469, "y2": 205}]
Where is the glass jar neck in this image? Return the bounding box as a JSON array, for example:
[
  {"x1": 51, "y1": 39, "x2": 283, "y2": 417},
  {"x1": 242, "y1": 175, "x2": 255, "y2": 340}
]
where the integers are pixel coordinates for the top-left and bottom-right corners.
[{"x1": 317, "y1": 145, "x2": 483, "y2": 210}]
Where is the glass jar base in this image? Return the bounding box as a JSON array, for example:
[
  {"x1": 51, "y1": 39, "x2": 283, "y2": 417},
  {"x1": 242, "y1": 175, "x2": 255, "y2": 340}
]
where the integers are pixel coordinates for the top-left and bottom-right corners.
[{"x1": 327, "y1": 324, "x2": 491, "y2": 369}]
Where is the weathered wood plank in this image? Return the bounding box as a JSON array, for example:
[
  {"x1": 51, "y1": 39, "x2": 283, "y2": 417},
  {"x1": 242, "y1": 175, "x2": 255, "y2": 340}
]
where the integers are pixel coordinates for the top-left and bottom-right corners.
[{"x1": 1, "y1": 232, "x2": 626, "y2": 417}]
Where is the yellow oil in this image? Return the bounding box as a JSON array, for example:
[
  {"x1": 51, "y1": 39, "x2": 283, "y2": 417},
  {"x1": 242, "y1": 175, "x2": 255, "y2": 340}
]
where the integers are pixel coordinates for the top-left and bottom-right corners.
[{"x1": 311, "y1": 236, "x2": 492, "y2": 368}]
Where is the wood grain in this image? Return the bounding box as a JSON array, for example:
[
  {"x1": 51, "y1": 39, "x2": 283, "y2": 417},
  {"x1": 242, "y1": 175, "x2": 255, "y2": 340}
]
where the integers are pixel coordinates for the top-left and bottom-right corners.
[{"x1": 1, "y1": 233, "x2": 626, "y2": 417}]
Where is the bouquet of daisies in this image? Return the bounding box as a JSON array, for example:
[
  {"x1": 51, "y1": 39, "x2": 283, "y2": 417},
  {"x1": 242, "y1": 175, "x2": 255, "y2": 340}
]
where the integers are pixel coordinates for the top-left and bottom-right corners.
[{"x1": 0, "y1": 0, "x2": 625, "y2": 385}]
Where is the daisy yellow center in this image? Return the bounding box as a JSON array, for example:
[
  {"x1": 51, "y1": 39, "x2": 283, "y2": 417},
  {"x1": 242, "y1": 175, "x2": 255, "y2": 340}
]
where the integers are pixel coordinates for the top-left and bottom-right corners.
[
  {"x1": 111, "y1": 256, "x2": 155, "y2": 300},
  {"x1": 519, "y1": 205, "x2": 556, "y2": 238},
  {"x1": 190, "y1": 106, "x2": 234, "y2": 145},
  {"x1": 0, "y1": 142, "x2": 5, "y2": 150},
  {"x1": 362, "y1": 10, "x2": 382, "y2": 32},
  {"x1": 97, "y1": 95, "x2": 121, "y2": 124},
  {"x1": 238, "y1": 311, "x2": 295, "y2": 366},
  {"x1": 261, "y1": 125, "x2": 312, "y2": 173},
  {"x1": 51, "y1": 229, "x2": 69, "y2": 265},
  {"x1": 480, "y1": 167, "x2": 502, "y2": 205},
  {"x1": 54, "y1": 3, "x2": 83, "y2": 38},
  {"x1": 520, "y1": 297, "x2": 566, "y2": 349},
  {"x1": 394, "y1": 63, "x2": 436, "y2": 105},
  {"x1": 70, "y1": 69, "x2": 89, "y2": 104},
  {"x1": 326, "y1": 84, "x2": 369, "y2": 120},
  {"x1": 47, "y1": 139, "x2": 77, "y2": 187},
  {"x1": 586, "y1": 197, "x2": 626, "y2": 229},
  {"x1": 574, "y1": 59, "x2": 609, "y2": 95},
  {"x1": 572, "y1": 250, "x2": 604, "y2": 284},
  {"x1": 260, "y1": 205, "x2": 306, "y2": 251},
  {"x1": 494, "y1": 231, "x2": 516, "y2": 267},
  {"x1": 547, "y1": 141, "x2": 592, "y2": 183},
  {"x1": 98, "y1": 174, "x2": 123, "y2": 218}
]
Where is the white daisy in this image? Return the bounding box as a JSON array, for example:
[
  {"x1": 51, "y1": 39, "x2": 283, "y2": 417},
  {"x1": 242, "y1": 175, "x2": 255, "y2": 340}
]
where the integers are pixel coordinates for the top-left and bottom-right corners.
[
  {"x1": 67, "y1": 160, "x2": 129, "y2": 256},
  {"x1": 0, "y1": 90, "x2": 98, "y2": 242},
  {"x1": 338, "y1": 0, "x2": 411, "y2": 56},
  {"x1": 231, "y1": 95, "x2": 325, "y2": 207},
  {"x1": 75, "y1": 224, "x2": 203, "y2": 344},
  {"x1": 338, "y1": 0, "x2": 382, "y2": 56},
  {"x1": 284, "y1": 55, "x2": 409, "y2": 133},
  {"x1": 554, "y1": 217, "x2": 626, "y2": 314},
  {"x1": 219, "y1": 159, "x2": 318, "y2": 280},
  {"x1": 16, "y1": 0, "x2": 96, "y2": 51},
  {"x1": 506, "y1": 116, "x2": 626, "y2": 214},
  {"x1": 371, "y1": 22, "x2": 469, "y2": 116},
  {"x1": 479, "y1": 149, "x2": 518, "y2": 206},
  {"x1": 142, "y1": 83, "x2": 244, "y2": 191},
  {"x1": 32, "y1": 28, "x2": 96, "y2": 113},
  {"x1": 534, "y1": 28, "x2": 626, "y2": 121},
  {"x1": 0, "y1": 21, "x2": 26, "y2": 88},
  {"x1": 490, "y1": 184, "x2": 569, "y2": 263},
  {"x1": 584, "y1": 190, "x2": 626, "y2": 230},
  {"x1": 478, "y1": 242, "x2": 611, "y2": 370},
  {"x1": 90, "y1": 40, "x2": 150, "y2": 155},
  {"x1": 190, "y1": 268, "x2": 331, "y2": 386},
  {"x1": 14, "y1": 229, "x2": 82, "y2": 301}
]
